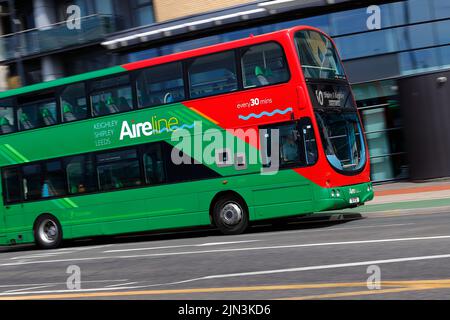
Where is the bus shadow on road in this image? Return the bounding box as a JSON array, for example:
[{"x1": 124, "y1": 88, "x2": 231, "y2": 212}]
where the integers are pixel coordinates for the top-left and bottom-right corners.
[
  {"x1": 0, "y1": 212, "x2": 364, "y2": 253},
  {"x1": 249, "y1": 212, "x2": 364, "y2": 233},
  {"x1": 69, "y1": 212, "x2": 364, "y2": 248}
]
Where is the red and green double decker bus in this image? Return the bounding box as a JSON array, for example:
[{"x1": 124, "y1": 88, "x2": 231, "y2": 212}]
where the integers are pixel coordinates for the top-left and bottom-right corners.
[{"x1": 0, "y1": 26, "x2": 373, "y2": 249}]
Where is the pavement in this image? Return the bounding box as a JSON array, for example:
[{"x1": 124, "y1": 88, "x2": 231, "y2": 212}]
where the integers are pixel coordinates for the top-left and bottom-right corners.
[
  {"x1": 1, "y1": 180, "x2": 450, "y2": 300},
  {"x1": 357, "y1": 179, "x2": 450, "y2": 213}
]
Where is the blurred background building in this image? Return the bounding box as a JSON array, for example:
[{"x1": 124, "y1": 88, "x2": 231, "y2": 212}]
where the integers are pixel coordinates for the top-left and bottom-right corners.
[{"x1": 0, "y1": 0, "x2": 449, "y2": 183}]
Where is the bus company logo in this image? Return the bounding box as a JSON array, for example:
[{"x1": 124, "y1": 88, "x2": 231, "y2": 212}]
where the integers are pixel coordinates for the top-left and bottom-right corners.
[
  {"x1": 315, "y1": 90, "x2": 324, "y2": 106},
  {"x1": 119, "y1": 115, "x2": 181, "y2": 140}
]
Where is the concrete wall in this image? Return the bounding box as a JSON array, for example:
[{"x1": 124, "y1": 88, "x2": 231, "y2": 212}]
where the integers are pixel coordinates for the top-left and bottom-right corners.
[{"x1": 153, "y1": 0, "x2": 255, "y2": 22}]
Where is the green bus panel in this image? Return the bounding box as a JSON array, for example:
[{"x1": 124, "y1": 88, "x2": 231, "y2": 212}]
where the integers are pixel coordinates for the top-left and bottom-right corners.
[{"x1": 0, "y1": 101, "x2": 374, "y2": 246}]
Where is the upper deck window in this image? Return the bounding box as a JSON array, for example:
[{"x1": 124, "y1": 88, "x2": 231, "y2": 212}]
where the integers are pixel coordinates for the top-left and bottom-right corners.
[
  {"x1": 188, "y1": 51, "x2": 238, "y2": 99},
  {"x1": 241, "y1": 42, "x2": 290, "y2": 89},
  {"x1": 90, "y1": 75, "x2": 133, "y2": 117},
  {"x1": 0, "y1": 98, "x2": 16, "y2": 134},
  {"x1": 17, "y1": 91, "x2": 57, "y2": 131},
  {"x1": 61, "y1": 83, "x2": 88, "y2": 123},
  {"x1": 137, "y1": 62, "x2": 185, "y2": 108},
  {"x1": 295, "y1": 30, "x2": 346, "y2": 81}
]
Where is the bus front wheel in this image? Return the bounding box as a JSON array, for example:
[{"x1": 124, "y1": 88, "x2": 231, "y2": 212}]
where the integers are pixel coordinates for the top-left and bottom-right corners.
[
  {"x1": 34, "y1": 214, "x2": 63, "y2": 249},
  {"x1": 213, "y1": 195, "x2": 249, "y2": 235}
]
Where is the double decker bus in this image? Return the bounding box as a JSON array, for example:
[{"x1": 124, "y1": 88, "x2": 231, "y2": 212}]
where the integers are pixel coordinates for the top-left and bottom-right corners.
[{"x1": 0, "y1": 26, "x2": 373, "y2": 249}]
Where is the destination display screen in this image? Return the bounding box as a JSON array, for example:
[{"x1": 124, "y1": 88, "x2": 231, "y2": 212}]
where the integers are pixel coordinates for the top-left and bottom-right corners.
[{"x1": 307, "y1": 83, "x2": 357, "y2": 111}]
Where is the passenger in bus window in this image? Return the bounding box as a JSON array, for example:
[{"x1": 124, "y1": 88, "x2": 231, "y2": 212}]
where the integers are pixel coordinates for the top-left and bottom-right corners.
[
  {"x1": 42, "y1": 181, "x2": 51, "y2": 198},
  {"x1": 23, "y1": 178, "x2": 28, "y2": 199},
  {"x1": 282, "y1": 135, "x2": 299, "y2": 163},
  {"x1": 78, "y1": 184, "x2": 86, "y2": 193}
]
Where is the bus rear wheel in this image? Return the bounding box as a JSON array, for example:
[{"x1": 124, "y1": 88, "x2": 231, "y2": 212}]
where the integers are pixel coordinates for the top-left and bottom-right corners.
[
  {"x1": 213, "y1": 195, "x2": 248, "y2": 235},
  {"x1": 34, "y1": 214, "x2": 63, "y2": 249}
]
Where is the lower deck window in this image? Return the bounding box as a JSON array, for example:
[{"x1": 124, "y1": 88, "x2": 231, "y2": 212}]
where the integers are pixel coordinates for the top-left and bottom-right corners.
[
  {"x1": 1, "y1": 141, "x2": 220, "y2": 204},
  {"x1": 142, "y1": 144, "x2": 165, "y2": 184},
  {"x1": 261, "y1": 118, "x2": 318, "y2": 168},
  {"x1": 97, "y1": 149, "x2": 142, "y2": 191},
  {"x1": 66, "y1": 155, "x2": 97, "y2": 194},
  {"x1": 2, "y1": 168, "x2": 21, "y2": 202},
  {"x1": 22, "y1": 164, "x2": 43, "y2": 200},
  {"x1": 42, "y1": 161, "x2": 66, "y2": 198}
]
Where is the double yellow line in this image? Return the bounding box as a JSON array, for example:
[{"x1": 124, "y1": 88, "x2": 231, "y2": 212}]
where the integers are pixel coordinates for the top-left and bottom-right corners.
[
  {"x1": 281, "y1": 279, "x2": 450, "y2": 300},
  {"x1": 2, "y1": 279, "x2": 450, "y2": 300}
]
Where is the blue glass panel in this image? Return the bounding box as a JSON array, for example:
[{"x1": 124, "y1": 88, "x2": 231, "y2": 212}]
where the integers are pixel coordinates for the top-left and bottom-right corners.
[
  {"x1": 329, "y1": 2, "x2": 407, "y2": 36},
  {"x1": 431, "y1": 0, "x2": 450, "y2": 19},
  {"x1": 329, "y1": 8, "x2": 369, "y2": 36},
  {"x1": 438, "y1": 45, "x2": 450, "y2": 69},
  {"x1": 95, "y1": 0, "x2": 113, "y2": 14},
  {"x1": 299, "y1": 15, "x2": 330, "y2": 34},
  {"x1": 399, "y1": 47, "x2": 440, "y2": 75},
  {"x1": 334, "y1": 29, "x2": 397, "y2": 60},
  {"x1": 381, "y1": 2, "x2": 406, "y2": 28},
  {"x1": 396, "y1": 23, "x2": 435, "y2": 51},
  {"x1": 405, "y1": 0, "x2": 433, "y2": 23},
  {"x1": 128, "y1": 48, "x2": 160, "y2": 62},
  {"x1": 435, "y1": 20, "x2": 450, "y2": 45},
  {"x1": 221, "y1": 27, "x2": 261, "y2": 42}
]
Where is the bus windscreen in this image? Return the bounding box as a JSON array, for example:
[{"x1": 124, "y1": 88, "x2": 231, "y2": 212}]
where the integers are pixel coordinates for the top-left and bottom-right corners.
[{"x1": 295, "y1": 30, "x2": 346, "y2": 81}]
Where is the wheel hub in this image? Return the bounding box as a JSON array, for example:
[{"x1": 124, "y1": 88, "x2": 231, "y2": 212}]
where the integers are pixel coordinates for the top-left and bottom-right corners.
[
  {"x1": 38, "y1": 219, "x2": 58, "y2": 244},
  {"x1": 220, "y1": 203, "x2": 242, "y2": 226}
]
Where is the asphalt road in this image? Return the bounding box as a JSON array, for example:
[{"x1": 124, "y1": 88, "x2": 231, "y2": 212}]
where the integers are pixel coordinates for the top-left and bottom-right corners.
[{"x1": 1, "y1": 208, "x2": 450, "y2": 300}]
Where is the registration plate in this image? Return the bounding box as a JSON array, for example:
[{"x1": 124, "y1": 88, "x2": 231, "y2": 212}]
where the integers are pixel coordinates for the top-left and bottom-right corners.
[{"x1": 349, "y1": 197, "x2": 360, "y2": 204}]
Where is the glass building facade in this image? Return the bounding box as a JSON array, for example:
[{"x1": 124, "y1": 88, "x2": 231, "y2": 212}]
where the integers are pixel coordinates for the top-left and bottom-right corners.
[{"x1": 126, "y1": 0, "x2": 450, "y2": 182}]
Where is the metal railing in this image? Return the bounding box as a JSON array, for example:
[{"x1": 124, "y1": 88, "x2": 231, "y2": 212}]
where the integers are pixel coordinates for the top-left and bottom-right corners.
[{"x1": 0, "y1": 14, "x2": 118, "y2": 62}]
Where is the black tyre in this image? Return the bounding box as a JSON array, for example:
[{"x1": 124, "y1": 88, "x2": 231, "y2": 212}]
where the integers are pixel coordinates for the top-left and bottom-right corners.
[
  {"x1": 213, "y1": 195, "x2": 249, "y2": 235},
  {"x1": 34, "y1": 214, "x2": 63, "y2": 249}
]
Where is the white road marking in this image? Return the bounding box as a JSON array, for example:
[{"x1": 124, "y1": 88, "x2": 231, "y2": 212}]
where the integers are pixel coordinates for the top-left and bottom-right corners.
[
  {"x1": 258, "y1": 223, "x2": 416, "y2": 237},
  {"x1": 3, "y1": 253, "x2": 450, "y2": 296},
  {"x1": 104, "y1": 282, "x2": 140, "y2": 288},
  {"x1": 7, "y1": 245, "x2": 114, "y2": 261},
  {"x1": 106, "y1": 234, "x2": 450, "y2": 260},
  {"x1": 1, "y1": 234, "x2": 450, "y2": 267},
  {"x1": 324, "y1": 223, "x2": 415, "y2": 231},
  {"x1": 0, "y1": 279, "x2": 129, "y2": 289},
  {"x1": 10, "y1": 252, "x2": 76, "y2": 260},
  {"x1": 4, "y1": 285, "x2": 55, "y2": 293},
  {"x1": 0, "y1": 286, "x2": 142, "y2": 296},
  {"x1": 103, "y1": 240, "x2": 261, "y2": 253},
  {"x1": 197, "y1": 240, "x2": 261, "y2": 246},
  {"x1": 204, "y1": 254, "x2": 450, "y2": 279},
  {"x1": 61, "y1": 245, "x2": 113, "y2": 251}
]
